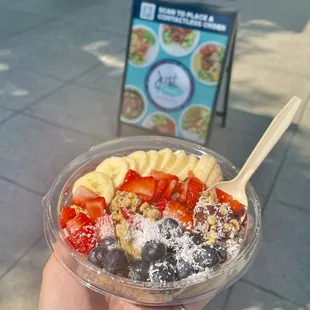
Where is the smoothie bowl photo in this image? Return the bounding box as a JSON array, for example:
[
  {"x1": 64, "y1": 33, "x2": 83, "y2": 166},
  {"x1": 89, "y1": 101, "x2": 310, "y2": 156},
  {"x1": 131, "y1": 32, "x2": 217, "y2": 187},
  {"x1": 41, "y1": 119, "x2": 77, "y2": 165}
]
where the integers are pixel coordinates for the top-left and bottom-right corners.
[
  {"x1": 142, "y1": 113, "x2": 177, "y2": 137},
  {"x1": 159, "y1": 24, "x2": 200, "y2": 57},
  {"x1": 129, "y1": 25, "x2": 158, "y2": 67},
  {"x1": 43, "y1": 136, "x2": 261, "y2": 306},
  {"x1": 120, "y1": 86, "x2": 147, "y2": 124},
  {"x1": 180, "y1": 105, "x2": 211, "y2": 144},
  {"x1": 191, "y1": 42, "x2": 225, "y2": 85}
]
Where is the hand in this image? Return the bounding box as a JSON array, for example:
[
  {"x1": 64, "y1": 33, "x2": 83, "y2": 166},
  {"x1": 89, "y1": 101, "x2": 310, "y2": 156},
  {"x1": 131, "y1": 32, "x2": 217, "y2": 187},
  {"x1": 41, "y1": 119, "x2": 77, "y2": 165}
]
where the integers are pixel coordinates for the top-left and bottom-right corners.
[{"x1": 38, "y1": 255, "x2": 213, "y2": 310}]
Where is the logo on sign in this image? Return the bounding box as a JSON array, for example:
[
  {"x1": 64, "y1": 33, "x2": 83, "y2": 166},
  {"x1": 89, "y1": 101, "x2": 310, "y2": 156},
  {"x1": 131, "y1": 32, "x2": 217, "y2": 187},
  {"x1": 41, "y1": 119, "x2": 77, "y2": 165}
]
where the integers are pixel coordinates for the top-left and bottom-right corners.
[
  {"x1": 155, "y1": 71, "x2": 184, "y2": 97},
  {"x1": 145, "y1": 60, "x2": 194, "y2": 111}
]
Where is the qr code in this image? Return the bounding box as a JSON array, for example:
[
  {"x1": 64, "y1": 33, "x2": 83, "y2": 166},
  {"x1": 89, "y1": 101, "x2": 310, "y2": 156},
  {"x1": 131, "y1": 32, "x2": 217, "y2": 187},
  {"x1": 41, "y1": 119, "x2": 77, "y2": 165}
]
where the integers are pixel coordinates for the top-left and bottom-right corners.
[{"x1": 140, "y1": 2, "x2": 156, "y2": 21}]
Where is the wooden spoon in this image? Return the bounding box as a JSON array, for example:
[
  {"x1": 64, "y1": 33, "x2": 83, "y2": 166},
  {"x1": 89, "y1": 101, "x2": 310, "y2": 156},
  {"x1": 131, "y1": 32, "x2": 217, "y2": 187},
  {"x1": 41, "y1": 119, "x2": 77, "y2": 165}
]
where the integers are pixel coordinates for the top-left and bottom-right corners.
[{"x1": 207, "y1": 96, "x2": 302, "y2": 208}]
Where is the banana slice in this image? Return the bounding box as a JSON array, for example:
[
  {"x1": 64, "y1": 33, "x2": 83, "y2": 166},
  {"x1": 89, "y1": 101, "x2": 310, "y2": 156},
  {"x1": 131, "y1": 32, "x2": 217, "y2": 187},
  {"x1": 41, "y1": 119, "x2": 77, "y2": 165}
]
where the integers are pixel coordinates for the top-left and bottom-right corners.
[
  {"x1": 178, "y1": 154, "x2": 198, "y2": 181},
  {"x1": 143, "y1": 150, "x2": 160, "y2": 176},
  {"x1": 167, "y1": 150, "x2": 189, "y2": 175},
  {"x1": 215, "y1": 173, "x2": 224, "y2": 184},
  {"x1": 193, "y1": 154, "x2": 217, "y2": 183},
  {"x1": 124, "y1": 157, "x2": 137, "y2": 171},
  {"x1": 206, "y1": 164, "x2": 223, "y2": 187},
  {"x1": 73, "y1": 171, "x2": 115, "y2": 204},
  {"x1": 158, "y1": 148, "x2": 176, "y2": 172},
  {"x1": 96, "y1": 157, "x2": 129, "y2": 188},
  {"x1": 127, "y1": 151, "x2": 148, "y2": 175}
]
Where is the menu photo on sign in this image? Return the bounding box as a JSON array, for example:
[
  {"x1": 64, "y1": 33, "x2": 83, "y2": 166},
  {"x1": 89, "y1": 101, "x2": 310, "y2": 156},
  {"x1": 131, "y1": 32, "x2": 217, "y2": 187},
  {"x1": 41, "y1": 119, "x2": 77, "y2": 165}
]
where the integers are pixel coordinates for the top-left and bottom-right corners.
[{"x1": 119, "y1": 0, "x2": 238, "y2": 144}]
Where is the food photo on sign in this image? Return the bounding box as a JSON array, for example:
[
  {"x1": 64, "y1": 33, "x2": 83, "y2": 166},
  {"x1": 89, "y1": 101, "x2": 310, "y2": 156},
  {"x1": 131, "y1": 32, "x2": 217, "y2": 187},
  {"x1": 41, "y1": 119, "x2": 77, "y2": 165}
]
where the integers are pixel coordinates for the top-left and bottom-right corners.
[{"x1": 119, "y1": 0, "x2": 238, "y2": 145}]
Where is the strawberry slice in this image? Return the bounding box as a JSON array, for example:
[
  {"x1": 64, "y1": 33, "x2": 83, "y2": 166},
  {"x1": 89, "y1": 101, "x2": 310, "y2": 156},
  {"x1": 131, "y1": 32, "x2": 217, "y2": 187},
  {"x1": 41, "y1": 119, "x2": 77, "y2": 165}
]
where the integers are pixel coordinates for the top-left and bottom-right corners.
[
  {"x1": 95, "y1": 215, "x2": 115, "y2": 239},
  {"x1": 119, "y1": 176, "x2": 156, "y2": 201},
  {"x1": 122, "y1": 169, "x2": 141, "y2": 185},
  {"x1": 162, "y1": 179, "x2": 178, "y2": 199},
  {"x1": 67, "y1": 225, "x2": 97, "y2": 255},
  {"x1": 177, "y1": 179, "x2": 190, "y2": 204},
  {"x1": 164, "y1": 201, "x2": 193, "y2": 229},
  {"x1": 171, "y1": 192, "x2": 180, "y2": 200},
  {"x1": 59, "y1": 207, "x2": 76, "y2": 229},
  {"x1": 153, "y1": 197, "x2": 169, "y2": 212},
  {"x1": 150, "y1": 170, "x2": 179, "y2": 182},
  {"x1": 215, "y1": 188, "x2": 245, "y2": 214},
  {"x1": 154, "y1": 178, "x2": 169, "y2": 198},
  {"x1": 72, "y1": 186, "x2": 98, "y2": 208},
  {"x1": 187, "y1": 177, "x2": 206, "y2": 211},
  {"x1": 86, "y1": 197, "x2": 107, "y2": 222},
  {"x1": 215, "y1": 188, "x2": 231, "y2": 203},
  {"x1": 66, "y1": 213, "x2": 92, "y2": 234},
  {"x1": 120, "y1": 208, "x2": 143, "y2": 231}
]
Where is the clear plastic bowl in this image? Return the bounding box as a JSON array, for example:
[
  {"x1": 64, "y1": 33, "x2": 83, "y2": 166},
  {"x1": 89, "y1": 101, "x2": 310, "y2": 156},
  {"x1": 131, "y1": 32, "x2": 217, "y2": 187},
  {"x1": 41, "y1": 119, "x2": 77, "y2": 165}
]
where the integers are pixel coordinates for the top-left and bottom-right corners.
[{"x1": 43, "y1": 136, "x2": 261, "y2": 306}]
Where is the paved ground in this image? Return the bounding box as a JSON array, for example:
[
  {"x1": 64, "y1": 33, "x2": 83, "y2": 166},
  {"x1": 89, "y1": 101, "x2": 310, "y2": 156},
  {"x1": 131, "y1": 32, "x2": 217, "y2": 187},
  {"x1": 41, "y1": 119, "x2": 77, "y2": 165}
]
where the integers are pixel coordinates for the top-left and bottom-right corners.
[{"x1": 0, "y1": 0, "x2": 309, "y2": 309}]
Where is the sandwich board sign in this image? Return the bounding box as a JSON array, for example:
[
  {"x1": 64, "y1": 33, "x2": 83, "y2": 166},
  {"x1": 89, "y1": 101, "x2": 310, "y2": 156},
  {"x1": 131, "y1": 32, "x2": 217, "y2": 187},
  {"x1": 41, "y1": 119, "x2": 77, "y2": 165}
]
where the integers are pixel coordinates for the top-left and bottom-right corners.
[{"x1": 118, "y1": 0, "x2": 238, "y2": 145}]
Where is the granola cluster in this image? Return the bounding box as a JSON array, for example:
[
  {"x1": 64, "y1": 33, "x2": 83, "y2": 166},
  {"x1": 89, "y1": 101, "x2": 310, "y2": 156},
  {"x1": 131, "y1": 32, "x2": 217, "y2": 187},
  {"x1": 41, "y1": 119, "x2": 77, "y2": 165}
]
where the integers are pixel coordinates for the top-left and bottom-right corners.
[
  {"x1": 193, "y1": 191, "x2": 244, "y2": 247},
  {"x1": 109, "y1": 191, "x2": 162, "y2": 257}
]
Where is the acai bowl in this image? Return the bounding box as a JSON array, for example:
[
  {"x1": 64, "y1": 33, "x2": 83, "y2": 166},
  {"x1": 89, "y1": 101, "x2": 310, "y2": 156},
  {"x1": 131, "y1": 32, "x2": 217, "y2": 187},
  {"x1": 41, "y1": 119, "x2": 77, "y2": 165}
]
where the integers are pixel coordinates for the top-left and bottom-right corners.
[{"x1": 43, "y1": 136, "x2": 261, "y2": 306}]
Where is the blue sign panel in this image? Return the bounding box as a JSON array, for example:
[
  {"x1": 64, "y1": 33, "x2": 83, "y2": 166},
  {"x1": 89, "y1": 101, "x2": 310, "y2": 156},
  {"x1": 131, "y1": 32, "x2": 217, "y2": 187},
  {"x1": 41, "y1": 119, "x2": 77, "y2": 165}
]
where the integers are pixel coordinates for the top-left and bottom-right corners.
[{"x1": 120, "y1": 0, "x2": 238, "y2": 144}]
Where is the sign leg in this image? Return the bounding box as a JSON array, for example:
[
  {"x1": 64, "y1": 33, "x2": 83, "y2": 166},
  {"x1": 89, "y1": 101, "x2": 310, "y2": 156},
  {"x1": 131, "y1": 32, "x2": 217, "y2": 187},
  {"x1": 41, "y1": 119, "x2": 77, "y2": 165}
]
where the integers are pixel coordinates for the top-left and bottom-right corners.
[{"x1": 221, "y1": 27, "x2": 237, "y2": 128}]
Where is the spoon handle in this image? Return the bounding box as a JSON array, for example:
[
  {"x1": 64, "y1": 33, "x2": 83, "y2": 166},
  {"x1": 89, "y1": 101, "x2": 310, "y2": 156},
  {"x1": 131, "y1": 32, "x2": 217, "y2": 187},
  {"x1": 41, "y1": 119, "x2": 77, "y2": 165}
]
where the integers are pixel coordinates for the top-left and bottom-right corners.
[{"x1": 237, "y1": 96, "x2": 302, "y2": 186}]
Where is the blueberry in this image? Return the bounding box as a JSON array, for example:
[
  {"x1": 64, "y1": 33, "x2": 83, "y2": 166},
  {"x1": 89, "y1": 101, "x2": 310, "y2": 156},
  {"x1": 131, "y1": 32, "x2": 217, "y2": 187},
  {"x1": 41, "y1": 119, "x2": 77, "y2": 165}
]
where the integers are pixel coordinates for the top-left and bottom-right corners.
[
  {"x1": 167, "y1": 246, "x2": 176, "y2": 254},
  {"x1": 176, "y1": 258, "x2": 194, "y2": 280},
  {"x1": 129, "y1": 260, "x2": 150, "y2": 281},
  {"x1": 187, "y1": 232, "x2": 203, "y2": 246},
  {"x1": 214, "y1": 242, "x2": 228, "y2": 263},
  {"x1": 141, "y1": 241, "x2": 166, "y2": 262},
  {"x1": 100, "y1": 236, "x2": 118, "y2": 251},
  {"x1": 194, "y1": 245, "x2": 219, "y2": 269},
  {"x1": 165, "y1": 253, "x2": 177, "y2": 265},
  {"x1": 88, "y1": 246, "x2": 106, "y2": 268},
  {"x1": 103, "y1": 248, "x2": 127, "y2": 275},
  {"x1": 149, "y1": 260, "x2": 176, "y2": 283},
  {"x1": 158, "y1": 218, "x2": 182, "y2": 239}
]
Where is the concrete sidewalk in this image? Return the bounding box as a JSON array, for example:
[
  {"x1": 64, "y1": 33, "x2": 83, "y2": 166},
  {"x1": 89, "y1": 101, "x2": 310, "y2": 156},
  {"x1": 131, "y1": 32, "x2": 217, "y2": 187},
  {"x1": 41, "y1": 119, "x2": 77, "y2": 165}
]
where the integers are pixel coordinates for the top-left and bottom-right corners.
[{"x1": 0, "y1": 0, "x2": 309, "y2": 309}]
